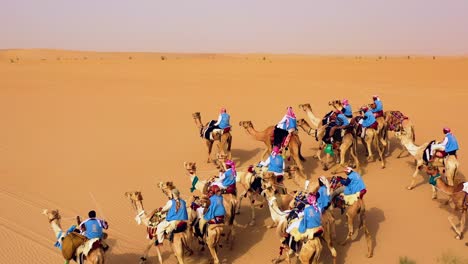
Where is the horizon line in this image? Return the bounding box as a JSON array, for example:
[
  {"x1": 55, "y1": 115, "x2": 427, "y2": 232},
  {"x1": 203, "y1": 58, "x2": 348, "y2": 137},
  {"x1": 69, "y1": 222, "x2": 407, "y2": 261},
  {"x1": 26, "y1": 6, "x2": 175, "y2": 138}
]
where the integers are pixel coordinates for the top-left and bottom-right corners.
[{"x1": 2, "y1": 48, "x2": 468, "y2": 57}]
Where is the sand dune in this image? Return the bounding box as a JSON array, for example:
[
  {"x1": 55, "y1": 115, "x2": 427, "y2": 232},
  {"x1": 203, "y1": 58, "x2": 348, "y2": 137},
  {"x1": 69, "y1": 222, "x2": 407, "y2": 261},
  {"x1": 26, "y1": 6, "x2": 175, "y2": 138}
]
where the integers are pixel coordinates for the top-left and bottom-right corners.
[{"x1": 1, "y1": 49, "x2": 467, "y2": 263}]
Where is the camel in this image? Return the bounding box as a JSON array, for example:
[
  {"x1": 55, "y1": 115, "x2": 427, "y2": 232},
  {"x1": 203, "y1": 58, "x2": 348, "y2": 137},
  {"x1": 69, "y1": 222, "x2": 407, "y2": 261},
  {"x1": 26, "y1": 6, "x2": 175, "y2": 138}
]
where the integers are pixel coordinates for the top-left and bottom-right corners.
[
  {"x1": 124, "y1": 191, "x2": 192, "y2": 264},
  {"x1": 271, "y1": 207, "x2": 322, "y2": 263},
  {"x1": 157, "y1": 181, "x2": 176, "y2": 199},
  {"x1": 297, "y1": 118, "x2": 359, "y2": 172},
  {"x1": 349, "y1": 117, "x2": 385, "y2": 168},
  {"x1": 298, "y1": 103, "x2": 322, "y2": 128},
  {"x1": 426, "y1": 167, "x2": 467, "y2": 240},
  {"x1": 42, "y1": 209, "x2": 105, "y2": 264},
  {"x1": 262, "y1": 187, "x2": 337, "y2": 264},
  {"x1": 183, "y1": 161, "x2": 237, "y2": 247},
  {"x1": 383, "y1": 110, "x2": 415, "y2": 157},
  {"x1": 395, "y1": 130, "x2": 459, "y2": 190},
  {"x1": 329, "y1": 184, "x2": 373, "y2": 258},
  {"x1": 192, "y1": 112, "x2": 232, "y2": 163},
  {"x1": 238, "y1": 120, "x2": 306, "y2": 178}
]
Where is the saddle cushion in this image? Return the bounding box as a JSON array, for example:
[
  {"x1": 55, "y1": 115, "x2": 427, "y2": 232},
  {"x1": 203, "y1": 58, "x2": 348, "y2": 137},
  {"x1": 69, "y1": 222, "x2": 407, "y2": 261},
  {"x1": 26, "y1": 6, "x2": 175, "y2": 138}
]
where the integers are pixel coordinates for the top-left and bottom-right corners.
[
  {"x1": 224, "y1": 184, "x2": 237, "y2": 195},
  {"x1": 174, "y1": 221, "x2": 188, "y2": 233},
  {"x1": 290, "y1": 225, "x2": 323, "y2": 242},
  {"x1": 208, "y1": 216, "x2": 225, "y2": 225},
  {"x1": 373, "y1": 110, "x2": 384, "y2": 118},
  {"x1": 343, "y1": 192, "x2": 360, "y2": 206}
]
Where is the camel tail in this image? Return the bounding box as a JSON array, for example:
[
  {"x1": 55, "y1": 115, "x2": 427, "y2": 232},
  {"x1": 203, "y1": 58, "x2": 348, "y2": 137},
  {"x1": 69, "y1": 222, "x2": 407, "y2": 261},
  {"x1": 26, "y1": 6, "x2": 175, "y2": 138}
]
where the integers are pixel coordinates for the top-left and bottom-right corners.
[{"x1": 411, "y1": 125, "x2": 416, "y2": 142}]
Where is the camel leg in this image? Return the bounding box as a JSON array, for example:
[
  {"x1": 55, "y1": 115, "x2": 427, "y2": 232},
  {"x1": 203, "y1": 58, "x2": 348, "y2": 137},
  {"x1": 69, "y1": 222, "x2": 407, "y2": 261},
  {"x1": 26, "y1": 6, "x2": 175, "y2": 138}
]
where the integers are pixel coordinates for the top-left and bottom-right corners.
[
  {"x1": 374, "y1": 135, "x2": 385, "y2": 168},
  {"x1": 341, "y1": 204, "x2": 357, "y2": 245},
  {"x1": 449, "y1": 211, "x2": 466, "y2": 240},
  {"x1": 172, "y1": 238, "x2": 185, "y2": 264},
  {"x1": 140, "y1": 239, "x2": 155, "y2": 263},
  {"x1": 207, "y1": 228, "x2": 221, "y2": 264},
  {"x1": 358, "y1": 204, "x2": 373, "y2": 258},
  {"x1": 408, "y1": 159, "x2": 423, "y2": 190},
  {"x1": 248, "y1": 192, "x2": 256, "y2": 226},
  {"x1": 206, "y1": 140, "x2": 214, "y2": 163},
  {"x1": 396, "y1": 148, "x2": 406, "y2": 159},
  {"x1": 365, "y1": 136, "x2": 373, "y2": 162},
  {"x1": 290, "y1": 143, "x2": 306, "y2": 179},
  {"x1": 237, "y1": 190, "x2": 247, "y2": 214}
]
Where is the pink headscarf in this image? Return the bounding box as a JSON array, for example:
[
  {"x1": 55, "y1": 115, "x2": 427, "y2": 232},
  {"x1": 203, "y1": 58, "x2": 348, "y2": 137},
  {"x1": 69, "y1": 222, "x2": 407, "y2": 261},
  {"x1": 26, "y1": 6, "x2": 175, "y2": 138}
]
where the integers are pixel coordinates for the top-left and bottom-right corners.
[
  {"x1": 225, "y1": 159, "x2": 236, "y2": 175},
  {"x1": 342, "y1": 99, "x2": 349, "y2": 106},
  {"x1": 271, "y1": 146, "x2": 280, "y2": 157},
  {"x1": 286, "y1": 107, "x2": 296, "y2": 118},
  {"x1": 220, "y1": 108, "x2": 226, "y2": 113},
  {"x1": 307, "y1": 193, "x2": 320, "y2": 212}
]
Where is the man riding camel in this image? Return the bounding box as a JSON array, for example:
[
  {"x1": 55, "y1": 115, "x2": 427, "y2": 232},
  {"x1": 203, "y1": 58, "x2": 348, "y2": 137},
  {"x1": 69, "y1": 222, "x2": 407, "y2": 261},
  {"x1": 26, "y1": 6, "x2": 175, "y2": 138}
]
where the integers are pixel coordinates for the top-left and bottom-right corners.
[
  {"x1": 341, "y1": 99, "x2": 353, "y2": 118},
  {"x1": 211, "y1": 159, "x2": 237, "y2": 191},
  {"x1": 259, "y1": 146, "x2": 285, "y2": 180},
  {"x1": 156, "y1": 188, "x2": 188, "y2": 246},
  {"x1": 431, "y1": 127, "x2": 459, "y2": 159},
  {"x1": 317, "y1": 176, "x2": 331, "y2": 212},
  {"x1": 358, "y1": 106, "x2": 377, "y2": 138},
  {"x1": 327, "y1": 109, "x2": 350, "y2": 142},
  {"x1": 79, "y1": 210, "x2": 109, "y2": 251},
  {"x1": 199, "y1": 185, "x2": 226, "y2": 231},
  {"x1": 371, "y1": 95, "x2": 384, "y2": 118},
  {"x1": 274, "y1": 106, "x2": 297, "y2": 148},
  {"x1": 340, "y1": 167, "x2": 367, "y2": 204},
  {"x1": 203, "y1": 107, "x2": 231, "y2": 139}
]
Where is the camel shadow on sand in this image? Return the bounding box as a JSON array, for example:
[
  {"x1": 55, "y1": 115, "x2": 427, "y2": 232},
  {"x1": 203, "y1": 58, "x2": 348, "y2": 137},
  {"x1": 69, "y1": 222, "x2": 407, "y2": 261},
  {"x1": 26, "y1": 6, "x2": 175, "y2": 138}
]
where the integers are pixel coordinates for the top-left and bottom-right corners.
[{"x1": 327, "y1": 207, "x2": 385, "y2": 263}]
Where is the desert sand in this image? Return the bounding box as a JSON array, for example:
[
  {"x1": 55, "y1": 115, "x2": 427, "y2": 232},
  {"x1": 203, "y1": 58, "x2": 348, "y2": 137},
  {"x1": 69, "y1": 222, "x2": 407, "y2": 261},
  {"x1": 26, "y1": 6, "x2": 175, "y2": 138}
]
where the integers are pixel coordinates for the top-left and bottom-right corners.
[{"x1": 1, "y1": 49, "x2": 467, "y2": 264}]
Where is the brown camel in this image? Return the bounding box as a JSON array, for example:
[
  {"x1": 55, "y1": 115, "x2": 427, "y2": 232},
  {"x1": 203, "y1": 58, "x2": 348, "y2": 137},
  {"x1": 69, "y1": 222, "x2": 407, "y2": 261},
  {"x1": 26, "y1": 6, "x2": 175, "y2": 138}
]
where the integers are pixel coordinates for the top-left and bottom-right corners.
[
  {"x1": 187, "y1": 195, "x2": 225, "y2": 264},
  {"x1": 330, "y1": 190, "x2": 373, "y2": 258},
  {"x1": 183, "y1": 161, "x2": 237, "y2": 248},
  {"x1": 262, "y1": 187, "x2": 337, "y2": 264},
  {"x1": 42, "y1": 209, "x2": 105, "y2": 264},
  {"x1": 192, "y1": 112, "x2": 232, "y2": 163},
  {"x1": 238, "y1": 120, "x2": 306, "y2": 178},
  {"x1": 273, "y1": 212, "x2": 323, "y2": 263},
  {"x1": 297, "y1": 118, "x2": 359, "y2": 172},
  {"x1": 395, "y1": 130, "x2": 459, "y2": 190},
  {"x1": 124, "y1": 191, "x2": 192, "y2": 264},
  {"x1": 349, "y1": 117, "x2": 385, "y2": 168},
  {"x1": 298, "y1": 103, "x2": 322, "y2": 128},
  {"x1": 383, "y1": 110, "x2": 416, "y2": 157},
  {"x1": 426, "y1": 167, "x2": 467, "y2": 240}
]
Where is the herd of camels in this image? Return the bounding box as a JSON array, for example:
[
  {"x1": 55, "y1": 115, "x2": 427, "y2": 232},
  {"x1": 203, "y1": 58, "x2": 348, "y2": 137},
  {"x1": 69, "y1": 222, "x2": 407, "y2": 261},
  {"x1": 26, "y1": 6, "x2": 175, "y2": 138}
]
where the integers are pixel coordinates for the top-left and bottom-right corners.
[{"x1": 43, "y1": 100, "x2": 466, "y2": 264}]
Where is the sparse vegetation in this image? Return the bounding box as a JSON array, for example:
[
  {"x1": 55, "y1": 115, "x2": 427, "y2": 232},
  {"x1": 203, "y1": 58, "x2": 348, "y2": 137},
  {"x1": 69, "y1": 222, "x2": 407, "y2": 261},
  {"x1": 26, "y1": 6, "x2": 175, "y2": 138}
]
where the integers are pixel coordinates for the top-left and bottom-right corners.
[
  {"x1": 83, "y1": 56, "x2": 87, "y2": 60},
  {"x1": 400, "y1": 256, "x2": 416, "y2": 264},
  {"x1": 128, "y1": 56, "x2": 132, "y2": 60},
  {"x1": 10, "y1": 59, "x2": 15, "y2": 63},
  {"x1": 262, "y1": 56, "x2": 266, "y2": 61},
  {"x1": 407, "y1": 55, "x2": 411, "y2": 59},
  {"x1": 161, "y1": 56, "x2": 166, "y2": 61},
  {"x1": 437, "y1": 251, "x2": 468, "y2": 264}
]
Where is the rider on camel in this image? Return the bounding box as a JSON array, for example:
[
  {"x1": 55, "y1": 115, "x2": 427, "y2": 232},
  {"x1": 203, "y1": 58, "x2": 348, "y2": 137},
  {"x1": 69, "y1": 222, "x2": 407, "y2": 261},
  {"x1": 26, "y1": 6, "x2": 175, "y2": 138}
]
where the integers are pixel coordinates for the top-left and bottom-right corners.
[
  {"x1": 259, "y1": 146, "x2": 285, "y2": 182},
  {"x1": 203, "y1": 107, "x2": 231, "y2": 139},
  {"x1": 358, "y1": 106, "x2": 377, "y2": 138},
  {"x1": 199, "y1": 185, "x2": 226, "y2": 232},
  {"x1": 274, "y1": 106, "x2": 297, "y2": 148},
  {"x1": 341, "y1": 99, "x2": 353, "y2": 118},
  {"x1": 328, "y1": 109, "x2": 350, "y2": 142},
  {"x1": 79, "y1": 210, "x2": 109, "y2": 251},
  {"x1": 211, "y1": 159, "x2": 237, "y2": 191},
  {"x1": 317, "y1": 176, "x2": 331, "y2": 212},
  {"x1": 431, "y1": 127, "x2": 459, "y2": 159},
  {"x1": 371, "y1": 95, "x2": 384, "y2": 118},
  {"x1": 156, "y1": 189, "x2": 188, "y2": 246},
  {"x1": 340, "y1": 167, "x2": 367, "y2": 205}
]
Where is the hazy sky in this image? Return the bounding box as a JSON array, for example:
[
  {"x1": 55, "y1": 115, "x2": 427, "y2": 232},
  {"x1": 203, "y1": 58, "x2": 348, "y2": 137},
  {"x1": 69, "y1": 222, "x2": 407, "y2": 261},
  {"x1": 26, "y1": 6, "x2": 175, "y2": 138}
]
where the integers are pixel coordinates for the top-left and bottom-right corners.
[{"x1": 2, "y1": 0, "x2": 468, "y2": 54}]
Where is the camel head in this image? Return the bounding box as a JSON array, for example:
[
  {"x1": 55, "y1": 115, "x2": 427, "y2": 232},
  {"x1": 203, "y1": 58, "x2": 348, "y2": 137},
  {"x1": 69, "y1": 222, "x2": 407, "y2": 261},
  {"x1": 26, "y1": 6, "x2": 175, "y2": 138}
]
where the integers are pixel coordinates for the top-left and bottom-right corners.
[
  {"x1": 192, "y1": 112, "x2": 201, "y2": 120},
  {"x1": 215, "y1": 153, "x2": 228, "y2": 171},
  {"x1": 184, "y1": 161, "x2": 197, "y2": 175},
  {"x1": 42, "y1": 209, "x2": 61, "y2": 223},
  {"x1": 192, "y1": 112, "x2": 203, "y2": 128},
  {"x1": 158, "y1": 182, "x2": 176, "y2": 198},
  {"x1": 239, "y1": 120, "x2": 253, "y2": 129},
  {"x1": 425, "y1": 165, "x2": 440, "y2": 175},
  {"x1": 394, "y1": 130, "x2": 408, "y2": 140},
  {"x1": 261, "y1": 172, "x2": 276, "y2": 190},
  {"x1": 328, "y1": 99, "x2": 342, "y2": 107},
  {"x1": 298, "y1": 103, "x2": 312, "y2": 112},
  {"x1": 296, "y1": 118, "x2": 309, "y2": 128}
]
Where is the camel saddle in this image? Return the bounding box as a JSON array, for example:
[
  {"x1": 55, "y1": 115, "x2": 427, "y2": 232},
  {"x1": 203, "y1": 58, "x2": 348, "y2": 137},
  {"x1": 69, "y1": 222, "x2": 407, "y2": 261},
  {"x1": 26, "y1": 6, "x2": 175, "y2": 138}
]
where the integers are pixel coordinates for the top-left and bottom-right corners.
[
  {"x1": 357, "y1": 121, "x2": 378, "y2": 139},
  {"x1": 373, "y1": 110, "x2": 384, "y2": 118},
  {"x1": 222, "y1": 184, "x2": 237, "y2": 196},
  {"x1": 322, "y1": 111, "x2": 334, "y2": 125},
  {"x1": 290, "y1": 225, "x2": 324, "y2": 242},
  {"x1": 387, "y1": 111, "x2": 408, "y2": 131}
]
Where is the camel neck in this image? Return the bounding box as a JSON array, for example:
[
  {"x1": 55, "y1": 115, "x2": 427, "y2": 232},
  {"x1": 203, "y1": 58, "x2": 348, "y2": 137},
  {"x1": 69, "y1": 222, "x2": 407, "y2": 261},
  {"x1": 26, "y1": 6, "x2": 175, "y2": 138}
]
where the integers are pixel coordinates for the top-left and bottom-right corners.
[
  {"x1": 436, "y1": 178, "x2": 455, "y2": 194},
  {"x1": 50, "y1": 220, "x2": 63, "y2": 238},
  {"x1": 246, "y1": 126, "x2": 264, "y2": 141},
  {"x1": 306, "y1": 109, "x2": 320, "y2": 127},
  {"x1": 400, "y1": 135, "x2": 421, "y2": 157}
]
